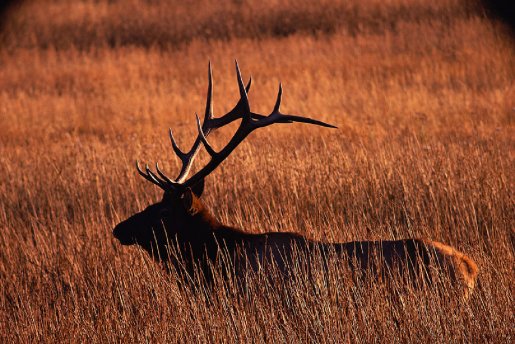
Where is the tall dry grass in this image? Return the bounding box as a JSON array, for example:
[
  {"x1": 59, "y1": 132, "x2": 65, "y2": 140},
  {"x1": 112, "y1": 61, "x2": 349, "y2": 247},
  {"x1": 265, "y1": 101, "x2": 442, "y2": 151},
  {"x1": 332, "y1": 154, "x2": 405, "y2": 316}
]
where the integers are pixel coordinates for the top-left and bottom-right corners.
[
  {"x1": 0, "y1": 0, "x2": 486, "y2": 49},
  {"x1": 0, "y1": 0, "x2": 513, "y2": 342}
]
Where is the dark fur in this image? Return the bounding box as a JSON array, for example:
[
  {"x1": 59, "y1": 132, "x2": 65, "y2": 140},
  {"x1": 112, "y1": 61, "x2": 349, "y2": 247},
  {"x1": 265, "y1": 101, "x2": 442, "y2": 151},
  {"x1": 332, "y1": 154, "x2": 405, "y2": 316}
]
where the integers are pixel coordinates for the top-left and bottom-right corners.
[{"x1": 113, "y1": 187, "x2": 478, "y2": 298}]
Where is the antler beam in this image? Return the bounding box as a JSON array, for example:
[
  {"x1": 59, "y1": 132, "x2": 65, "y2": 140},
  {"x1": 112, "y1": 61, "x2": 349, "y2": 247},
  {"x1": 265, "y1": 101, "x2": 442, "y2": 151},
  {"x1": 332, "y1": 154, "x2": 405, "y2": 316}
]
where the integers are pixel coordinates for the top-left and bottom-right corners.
[{"x1": 137, "y1": 61, "x2": 336, "y2": 191}]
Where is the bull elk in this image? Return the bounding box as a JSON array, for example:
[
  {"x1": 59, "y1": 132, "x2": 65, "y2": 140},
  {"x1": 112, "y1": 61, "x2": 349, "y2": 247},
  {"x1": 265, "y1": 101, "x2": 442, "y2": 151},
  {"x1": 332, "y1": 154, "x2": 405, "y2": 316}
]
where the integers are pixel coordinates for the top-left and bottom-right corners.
[{"x1": 113, "y1": 62, "x2": 478, "y2": 299}]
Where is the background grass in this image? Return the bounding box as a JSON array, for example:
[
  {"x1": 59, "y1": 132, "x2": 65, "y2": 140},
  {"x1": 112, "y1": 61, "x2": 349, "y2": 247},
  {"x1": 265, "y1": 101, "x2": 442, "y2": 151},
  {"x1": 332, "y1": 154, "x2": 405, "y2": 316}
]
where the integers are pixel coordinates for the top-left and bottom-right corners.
[{"x1": 0, "y1": 0, "x2": 513, "y2": 342}]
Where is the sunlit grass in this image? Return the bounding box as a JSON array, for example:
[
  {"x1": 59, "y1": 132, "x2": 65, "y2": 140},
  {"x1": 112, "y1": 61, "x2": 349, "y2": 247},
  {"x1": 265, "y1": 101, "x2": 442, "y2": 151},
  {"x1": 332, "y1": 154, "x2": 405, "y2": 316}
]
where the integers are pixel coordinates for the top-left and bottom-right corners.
[{"x1": 0, "y1": 0, "x2": 513, "y2": 342}]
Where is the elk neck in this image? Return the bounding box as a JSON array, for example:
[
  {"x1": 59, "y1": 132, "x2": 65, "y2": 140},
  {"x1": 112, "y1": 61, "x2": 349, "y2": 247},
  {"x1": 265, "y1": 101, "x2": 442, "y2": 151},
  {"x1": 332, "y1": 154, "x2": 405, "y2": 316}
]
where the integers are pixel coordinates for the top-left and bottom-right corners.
[{"x1": 179, "y1": 199, "x2": 251, "y2": 260}]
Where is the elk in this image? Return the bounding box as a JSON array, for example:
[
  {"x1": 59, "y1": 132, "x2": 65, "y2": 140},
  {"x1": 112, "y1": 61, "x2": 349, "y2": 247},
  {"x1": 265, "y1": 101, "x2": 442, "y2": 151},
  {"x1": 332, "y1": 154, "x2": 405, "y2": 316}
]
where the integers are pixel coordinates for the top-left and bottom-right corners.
[{"x1": 113, "y1": 61, "x2": 478, "y2": 299}]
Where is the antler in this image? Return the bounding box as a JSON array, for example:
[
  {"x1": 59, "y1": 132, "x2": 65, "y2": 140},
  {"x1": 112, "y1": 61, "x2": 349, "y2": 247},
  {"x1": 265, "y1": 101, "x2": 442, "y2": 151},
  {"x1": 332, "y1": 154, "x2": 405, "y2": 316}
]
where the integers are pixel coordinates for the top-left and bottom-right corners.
[
  {"x1": 137, "y1": 60, "x2": 336, "y2": 192},
  {"x1": 136, "y1": 61, "x2": 250, "y2": 189}
]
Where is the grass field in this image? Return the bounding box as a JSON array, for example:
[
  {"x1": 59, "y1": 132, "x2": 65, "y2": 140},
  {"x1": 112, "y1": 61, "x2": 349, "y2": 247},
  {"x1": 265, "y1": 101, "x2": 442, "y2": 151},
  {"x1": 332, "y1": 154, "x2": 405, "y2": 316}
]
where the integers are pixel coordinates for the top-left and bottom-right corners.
[{"x1": 0, "y1": 0, "x2": 513, "y2": 342}]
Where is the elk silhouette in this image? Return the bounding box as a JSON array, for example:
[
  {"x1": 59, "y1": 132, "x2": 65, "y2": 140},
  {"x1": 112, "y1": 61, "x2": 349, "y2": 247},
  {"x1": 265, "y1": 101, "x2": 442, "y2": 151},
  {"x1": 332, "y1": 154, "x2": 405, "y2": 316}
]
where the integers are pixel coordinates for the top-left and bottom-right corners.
[{"x1": 113, "y1": 61, "x2": 478, "y2": 299}]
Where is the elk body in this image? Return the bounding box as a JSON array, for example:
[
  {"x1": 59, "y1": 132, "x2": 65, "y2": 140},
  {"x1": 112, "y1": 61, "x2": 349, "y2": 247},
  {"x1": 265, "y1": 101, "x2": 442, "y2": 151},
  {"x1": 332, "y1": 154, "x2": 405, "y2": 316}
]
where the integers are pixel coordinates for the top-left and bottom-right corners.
[{"x1": 113, "y1": 62, "x2": 478, "y2": 299}]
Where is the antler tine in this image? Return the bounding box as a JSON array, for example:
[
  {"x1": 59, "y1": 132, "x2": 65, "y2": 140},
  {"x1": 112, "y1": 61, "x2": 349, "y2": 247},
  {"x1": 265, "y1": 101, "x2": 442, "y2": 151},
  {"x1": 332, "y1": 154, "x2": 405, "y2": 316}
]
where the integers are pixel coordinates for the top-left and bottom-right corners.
[
  {"x1": 245, "y1": 75, "x2": 252, "y2": 93},
  {"x1": 170, "y1": 61, "x2": 215, "y2": 184},
  {"x1": 155, "y1": 162, "x2": 180, "y2": 188},
  {"x1": 136, "y1": 160, "x2": 167, "y2": 190},
  {"x1": 272, "y1": 82, "x2": 282, "y2": 114},
  {"x1": 195, "y1": 113, "x2": 217, "y2": 157},
  {"x1": 259, "y1": 83, "x2": 337, "y2": 128},
  {"x1": 172, "y1": 144, "x2": 198, "y2": 184},
  {"x1": 235, "y1": 60, "x2": 251, "y2": 120},
  {"x1": 202, "y1": 60, "x2": 214, "y2": 127},
  {"x1": 169, "y1": 128, "x2": 186, "y2": 159},
  {"x1": 145, "y1": 164, "x2": 167, "y2": 186}
]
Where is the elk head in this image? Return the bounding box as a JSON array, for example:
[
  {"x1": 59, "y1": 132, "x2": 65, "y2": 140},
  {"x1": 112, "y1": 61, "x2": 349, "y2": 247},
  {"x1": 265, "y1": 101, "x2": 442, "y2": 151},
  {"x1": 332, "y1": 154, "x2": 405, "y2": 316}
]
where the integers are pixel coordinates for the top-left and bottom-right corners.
[{"x1": 112, "y1": 61, "x2": 336, "y2": 268}]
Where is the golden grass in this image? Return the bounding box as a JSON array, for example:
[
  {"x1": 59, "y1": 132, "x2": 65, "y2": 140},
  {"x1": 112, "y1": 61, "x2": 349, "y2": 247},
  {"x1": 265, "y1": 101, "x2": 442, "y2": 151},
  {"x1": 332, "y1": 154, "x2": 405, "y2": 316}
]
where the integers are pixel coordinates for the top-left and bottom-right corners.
[{"x1": 0, "y1": 0, "x2": 513, "y2": 342}]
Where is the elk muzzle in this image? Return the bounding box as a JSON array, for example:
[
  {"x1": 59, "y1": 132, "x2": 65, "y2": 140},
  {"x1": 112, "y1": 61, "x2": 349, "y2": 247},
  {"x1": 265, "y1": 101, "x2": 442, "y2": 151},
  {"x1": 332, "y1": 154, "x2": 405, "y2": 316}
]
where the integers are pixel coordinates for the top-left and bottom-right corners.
[{"x1": 112, "y1": 222, "x2": 136, "y2": 245}]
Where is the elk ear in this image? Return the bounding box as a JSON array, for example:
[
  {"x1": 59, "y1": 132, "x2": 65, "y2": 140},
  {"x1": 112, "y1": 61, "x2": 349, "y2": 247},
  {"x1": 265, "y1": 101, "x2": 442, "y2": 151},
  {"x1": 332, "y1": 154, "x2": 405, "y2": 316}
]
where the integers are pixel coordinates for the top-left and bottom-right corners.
[
  {"x1": 180, "y1": 188, "x2": 200, "y2": 215},
  {"x1": 191, "y1": 178, "x2": 204, "y2": 197}
]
